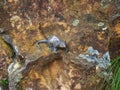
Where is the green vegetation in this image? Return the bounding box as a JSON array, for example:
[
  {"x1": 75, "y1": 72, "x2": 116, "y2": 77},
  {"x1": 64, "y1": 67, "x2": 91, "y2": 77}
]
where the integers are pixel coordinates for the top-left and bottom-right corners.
[
  {"x1": 100, "y1": 56, "x2": 120, "y2": 90},
  {"x1": 111, "y1": 56, "x2": 120, "y2": 90},
  {"x1": 0, "y1": 78, "x2": 8, "y2": 86}
]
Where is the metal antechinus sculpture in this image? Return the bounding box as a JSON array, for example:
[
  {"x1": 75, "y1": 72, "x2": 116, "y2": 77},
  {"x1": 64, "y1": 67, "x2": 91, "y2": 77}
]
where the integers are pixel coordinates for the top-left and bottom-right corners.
[{"x1": 36, "y1": 35, "x2": 68, "y2": 53}]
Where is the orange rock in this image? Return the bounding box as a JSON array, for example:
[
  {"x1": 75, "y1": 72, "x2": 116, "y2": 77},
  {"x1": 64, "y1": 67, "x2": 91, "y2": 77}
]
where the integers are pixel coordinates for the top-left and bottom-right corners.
[{"x1": 8, "y1": 0, "x2": 13, "y2": 3}]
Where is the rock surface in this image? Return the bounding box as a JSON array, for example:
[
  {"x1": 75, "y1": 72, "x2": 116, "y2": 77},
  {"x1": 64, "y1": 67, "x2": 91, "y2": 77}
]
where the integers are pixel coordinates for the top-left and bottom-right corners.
[{"x1": 0, "y1": 0, "x2": 119, "y2": 90}]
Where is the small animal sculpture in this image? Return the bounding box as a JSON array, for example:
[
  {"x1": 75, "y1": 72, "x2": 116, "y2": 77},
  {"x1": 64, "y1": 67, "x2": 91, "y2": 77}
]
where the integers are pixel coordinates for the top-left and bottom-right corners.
[{"x1": 36, "y1": 35, "x2": 68, "y2": 53}]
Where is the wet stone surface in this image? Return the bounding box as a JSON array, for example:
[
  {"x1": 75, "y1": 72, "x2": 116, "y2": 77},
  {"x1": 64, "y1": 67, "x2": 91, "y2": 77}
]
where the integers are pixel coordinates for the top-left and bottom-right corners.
[{"x1": 0, "y1": 0, "x2": 119, "y2": 90}]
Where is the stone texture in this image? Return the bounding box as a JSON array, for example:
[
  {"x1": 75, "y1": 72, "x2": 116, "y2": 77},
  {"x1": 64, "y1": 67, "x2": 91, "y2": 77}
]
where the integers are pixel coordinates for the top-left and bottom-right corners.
[{"x1": 0, "y1": 0, "x2": 119, "y2": 90}]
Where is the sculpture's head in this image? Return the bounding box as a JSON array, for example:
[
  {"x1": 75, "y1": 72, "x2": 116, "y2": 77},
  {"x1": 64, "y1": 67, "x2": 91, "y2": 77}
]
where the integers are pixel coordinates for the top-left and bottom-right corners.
[{"x1": 59, "y1": 41, "x2": 66, "y2": 48}]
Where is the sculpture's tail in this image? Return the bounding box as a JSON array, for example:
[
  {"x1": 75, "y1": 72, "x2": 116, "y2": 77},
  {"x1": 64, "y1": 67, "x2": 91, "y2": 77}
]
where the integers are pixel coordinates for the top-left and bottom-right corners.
[{"x1": 36, "y1": 40, "x2": 47, "y2": 49}]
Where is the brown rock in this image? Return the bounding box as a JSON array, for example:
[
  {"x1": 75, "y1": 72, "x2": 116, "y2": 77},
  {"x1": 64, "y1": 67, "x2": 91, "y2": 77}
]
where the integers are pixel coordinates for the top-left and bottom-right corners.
[{"x1": 0, "y1": 0, "x2": 117, "y2": 90}]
